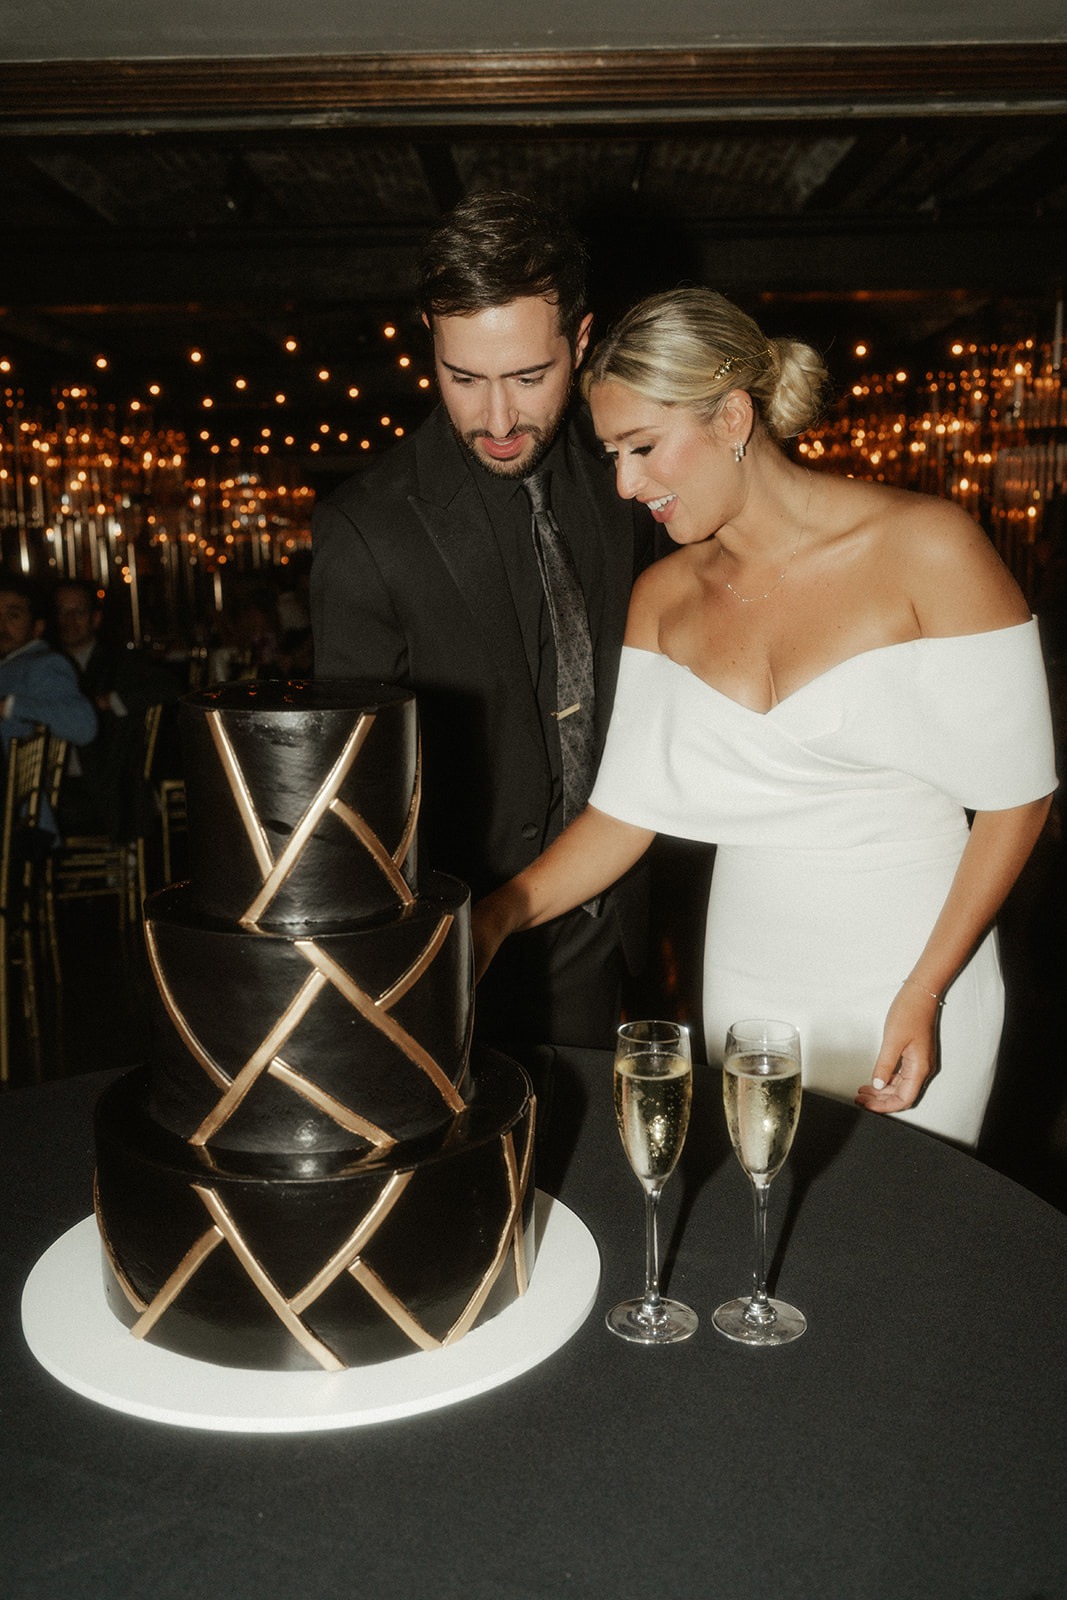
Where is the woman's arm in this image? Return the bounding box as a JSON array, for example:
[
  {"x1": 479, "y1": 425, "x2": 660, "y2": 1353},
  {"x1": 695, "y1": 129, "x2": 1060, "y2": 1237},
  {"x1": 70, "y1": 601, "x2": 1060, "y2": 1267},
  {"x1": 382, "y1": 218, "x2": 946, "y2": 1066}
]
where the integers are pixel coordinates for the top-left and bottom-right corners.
[
  {"x1": 856, "y1": 792, "x2": 1053, "y2": 1116},
  {"x1": 472, "y1": 805, "x2": 655, "y2": 981}
]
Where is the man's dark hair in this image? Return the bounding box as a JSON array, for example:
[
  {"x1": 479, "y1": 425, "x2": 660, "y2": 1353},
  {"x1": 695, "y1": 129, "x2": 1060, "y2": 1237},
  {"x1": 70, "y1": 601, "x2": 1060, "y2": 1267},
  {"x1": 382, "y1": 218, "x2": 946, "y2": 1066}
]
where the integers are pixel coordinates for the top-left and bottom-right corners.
[
  {"x1": 417, "y1": 190, "x2": 589, "y2": 349},
  {"x1": 53, "y1": 576, "x2": 101, "y2": 611}
]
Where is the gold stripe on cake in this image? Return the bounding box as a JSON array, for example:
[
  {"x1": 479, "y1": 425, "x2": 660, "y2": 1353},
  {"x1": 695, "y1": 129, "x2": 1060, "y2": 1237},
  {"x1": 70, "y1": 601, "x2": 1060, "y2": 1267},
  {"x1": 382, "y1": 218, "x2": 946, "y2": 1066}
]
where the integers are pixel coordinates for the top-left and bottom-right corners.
[
  {"x1": 240, "y1": 714, "x2": 375, "y2": 929},
  {"x1": 129, "y1": 1224, "x2": 225, "y2": 1340},
  {"x1": 268, "y1": 1060, "x2": 397, "y2": 1149},
  {"x1": 328, "y1": 797, "x2": 414, "y2": 905},
  {"x1": 192, "y1": 1185, "x2": 345, "y2": 1372},
  {"x1": 206, "y1": 710, "x2": 274, "y2": 880},
  {"x1": 145, "y1": 918, "x2": 231, "y2": 1092},
  {"x1": 94, "y1": 1171, "x2": 148, "y2": 1314},
  {"x1": 442, "y1": 1123, "x2": 533, "y2": 1344},
  {"x1": 190, "y1": 969, "x2": 329, "y2": 1145},
  {"x1": 509, "y1": 1114, "x2": 536, "y2": 1296},
  {"x1": 376, "y1": 913, "x2": 453, "y2": 1010},
  {"x1": 393, "y1": 728, "x2": 421, "y2": 872},
  {"x1": 348, "y1": 1260, "x2": 440, "y2": 1351},
  {"x1": 289, "y1": 1170, "x2": 413, "y2": 1314},
  {"x1": 295, "y1": 935, "x2": 465, "y2": 1113}
]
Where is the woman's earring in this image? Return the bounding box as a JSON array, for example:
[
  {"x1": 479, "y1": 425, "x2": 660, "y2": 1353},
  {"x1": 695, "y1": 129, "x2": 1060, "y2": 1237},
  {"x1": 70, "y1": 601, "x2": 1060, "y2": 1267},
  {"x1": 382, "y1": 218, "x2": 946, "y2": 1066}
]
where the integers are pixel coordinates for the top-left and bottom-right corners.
[{"x1": 733, "y1": 440, "x2": 746, "y2": 464}]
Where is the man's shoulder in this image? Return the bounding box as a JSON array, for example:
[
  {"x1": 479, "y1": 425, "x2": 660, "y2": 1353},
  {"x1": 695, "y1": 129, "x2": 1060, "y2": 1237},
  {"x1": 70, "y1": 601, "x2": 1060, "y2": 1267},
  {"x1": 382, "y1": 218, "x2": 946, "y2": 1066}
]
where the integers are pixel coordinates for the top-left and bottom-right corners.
[{"x1": 318, "y1": 408, "x2": 457, "y2": 523}]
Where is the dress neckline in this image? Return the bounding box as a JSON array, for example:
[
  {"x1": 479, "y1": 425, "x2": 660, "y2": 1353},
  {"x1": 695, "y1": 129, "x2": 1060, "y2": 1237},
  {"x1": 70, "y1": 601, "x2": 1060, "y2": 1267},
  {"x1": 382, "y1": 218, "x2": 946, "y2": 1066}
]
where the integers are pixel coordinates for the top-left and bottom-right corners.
[{"x1": 629, "y1": 617, "x2": 1036, "y2": 719}]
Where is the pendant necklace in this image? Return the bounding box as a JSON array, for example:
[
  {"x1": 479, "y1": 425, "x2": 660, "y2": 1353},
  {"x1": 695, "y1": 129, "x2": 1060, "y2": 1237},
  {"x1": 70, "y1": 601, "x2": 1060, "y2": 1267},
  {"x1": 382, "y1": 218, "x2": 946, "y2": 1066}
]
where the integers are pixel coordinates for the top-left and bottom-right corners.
[{"x1": 720, "y1": 471, "x2": 814, "y2": 604}]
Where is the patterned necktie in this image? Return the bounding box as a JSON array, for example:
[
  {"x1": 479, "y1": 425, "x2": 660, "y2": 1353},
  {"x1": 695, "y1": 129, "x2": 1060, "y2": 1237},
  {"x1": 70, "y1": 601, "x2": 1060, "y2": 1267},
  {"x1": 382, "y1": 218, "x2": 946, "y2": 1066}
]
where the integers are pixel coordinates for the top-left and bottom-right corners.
[{"x1": 522, "y1": 468, "x2": 597, "y2": 828}]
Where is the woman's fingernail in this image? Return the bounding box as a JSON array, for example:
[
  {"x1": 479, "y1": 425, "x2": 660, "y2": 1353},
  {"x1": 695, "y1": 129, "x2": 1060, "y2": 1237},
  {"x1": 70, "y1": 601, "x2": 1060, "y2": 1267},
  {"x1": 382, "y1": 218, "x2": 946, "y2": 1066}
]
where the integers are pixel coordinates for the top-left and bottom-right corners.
[{"x1": 872, "y1": 1077, "x2": 886, "y2": 1090}]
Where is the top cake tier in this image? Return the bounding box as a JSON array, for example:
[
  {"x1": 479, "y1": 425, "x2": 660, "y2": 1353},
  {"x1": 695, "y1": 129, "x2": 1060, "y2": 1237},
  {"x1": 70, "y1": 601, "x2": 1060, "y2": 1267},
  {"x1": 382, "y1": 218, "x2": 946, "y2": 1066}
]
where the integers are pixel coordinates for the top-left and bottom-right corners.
[{"x1": 181, "y1": 681, "x2": 419, "y2": 930}]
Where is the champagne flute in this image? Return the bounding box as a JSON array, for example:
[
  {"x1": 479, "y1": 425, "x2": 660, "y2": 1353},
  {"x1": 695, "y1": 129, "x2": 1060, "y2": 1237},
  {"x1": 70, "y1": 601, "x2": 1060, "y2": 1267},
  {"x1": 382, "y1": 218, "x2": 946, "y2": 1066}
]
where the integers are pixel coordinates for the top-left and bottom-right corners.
[
  {"x1": 713, "y1": 1018, "x2": 806, "y2": 1347},
  {"x1": 607, "y1": 1020, "x2": 697, "y2": 1344}
]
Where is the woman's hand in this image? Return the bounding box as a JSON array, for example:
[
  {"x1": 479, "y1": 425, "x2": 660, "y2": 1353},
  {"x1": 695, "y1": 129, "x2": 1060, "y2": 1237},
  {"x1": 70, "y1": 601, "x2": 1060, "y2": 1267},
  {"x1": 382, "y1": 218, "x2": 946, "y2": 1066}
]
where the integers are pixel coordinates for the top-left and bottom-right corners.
[
  {"x1": 471, "y1": 890, "x2": 519, "y2": 984},
  {"x1": 468, "y1": 807, "x2": 656, "y2": 986},
  {"x1": 855, "y1": 981, "x2": 941, "y2": 1116}
]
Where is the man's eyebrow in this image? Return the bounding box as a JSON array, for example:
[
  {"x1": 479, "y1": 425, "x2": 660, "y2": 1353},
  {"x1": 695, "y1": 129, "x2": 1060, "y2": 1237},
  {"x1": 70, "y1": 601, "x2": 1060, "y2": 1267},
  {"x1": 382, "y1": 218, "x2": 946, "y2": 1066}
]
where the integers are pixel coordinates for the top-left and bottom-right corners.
[{"x1": 440, "y1": 359, "x2": 555, "y2": 380}]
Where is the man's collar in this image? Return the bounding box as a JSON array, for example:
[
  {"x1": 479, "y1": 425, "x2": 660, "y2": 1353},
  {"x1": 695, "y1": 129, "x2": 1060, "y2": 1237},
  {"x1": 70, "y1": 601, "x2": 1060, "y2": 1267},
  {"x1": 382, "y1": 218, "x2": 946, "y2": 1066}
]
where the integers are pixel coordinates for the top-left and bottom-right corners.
[{"x1": 0, "y1": 637, "x2": 47, "y2": 665}]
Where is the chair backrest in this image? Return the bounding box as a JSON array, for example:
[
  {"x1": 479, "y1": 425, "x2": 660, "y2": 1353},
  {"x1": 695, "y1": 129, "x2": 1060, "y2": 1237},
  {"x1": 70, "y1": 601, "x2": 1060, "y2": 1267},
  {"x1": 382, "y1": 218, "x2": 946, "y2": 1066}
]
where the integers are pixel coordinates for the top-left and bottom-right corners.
[
  {"x1": 1, "y1": 726, "x2": 50, "y2": 913},
  {"x1": 142, "y1": 701, "x2": 163, "y2": 783},
  {"x1": 43, "y1": 733, "x2": 69, "y2": 816}
]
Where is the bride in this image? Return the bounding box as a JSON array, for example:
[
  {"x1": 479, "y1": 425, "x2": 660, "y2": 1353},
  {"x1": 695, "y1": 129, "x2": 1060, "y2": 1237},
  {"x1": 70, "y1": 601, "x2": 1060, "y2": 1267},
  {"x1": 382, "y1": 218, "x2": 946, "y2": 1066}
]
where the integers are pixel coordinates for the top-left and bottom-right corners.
[{"x1": 473, "y1": 287, "x2": 1056, "y2": 1146}]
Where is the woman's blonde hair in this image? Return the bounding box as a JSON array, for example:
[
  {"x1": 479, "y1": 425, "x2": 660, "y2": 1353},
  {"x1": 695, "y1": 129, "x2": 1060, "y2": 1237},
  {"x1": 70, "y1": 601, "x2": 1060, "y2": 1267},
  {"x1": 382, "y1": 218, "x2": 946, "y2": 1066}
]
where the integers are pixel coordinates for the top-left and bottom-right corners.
[{"x1": 582, "y1": 287, "x2": 828, "y2": 441}]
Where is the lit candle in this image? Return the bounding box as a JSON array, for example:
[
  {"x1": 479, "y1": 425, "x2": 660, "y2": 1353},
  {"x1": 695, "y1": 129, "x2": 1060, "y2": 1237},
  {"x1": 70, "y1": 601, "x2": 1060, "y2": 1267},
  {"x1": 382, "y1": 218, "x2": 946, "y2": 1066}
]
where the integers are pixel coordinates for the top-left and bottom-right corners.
[{"x1": 1053, "y1": 296, "x2": 1064, "y2": 372}]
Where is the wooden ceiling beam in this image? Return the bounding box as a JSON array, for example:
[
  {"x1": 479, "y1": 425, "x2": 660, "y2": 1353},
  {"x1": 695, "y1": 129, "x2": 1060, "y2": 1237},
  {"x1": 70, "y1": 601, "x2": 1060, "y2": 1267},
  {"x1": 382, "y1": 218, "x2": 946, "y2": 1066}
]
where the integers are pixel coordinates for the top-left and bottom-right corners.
[{"x1": 1, "y1": 46, "x2": 1065, "y2": 135}]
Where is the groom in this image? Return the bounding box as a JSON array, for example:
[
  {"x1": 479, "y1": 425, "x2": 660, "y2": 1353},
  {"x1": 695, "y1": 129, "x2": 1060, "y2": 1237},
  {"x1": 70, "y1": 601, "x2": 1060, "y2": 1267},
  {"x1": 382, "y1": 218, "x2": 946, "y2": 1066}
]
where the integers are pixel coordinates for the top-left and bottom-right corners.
[{"x1": 310, "y1": 189, "x2": 655, "y2": 1052}]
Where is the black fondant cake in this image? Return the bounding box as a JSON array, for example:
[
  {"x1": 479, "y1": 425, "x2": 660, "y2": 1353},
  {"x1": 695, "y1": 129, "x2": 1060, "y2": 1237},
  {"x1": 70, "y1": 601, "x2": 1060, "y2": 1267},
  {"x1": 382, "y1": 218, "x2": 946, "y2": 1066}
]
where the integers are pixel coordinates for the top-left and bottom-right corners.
[{"x1": 93, "y1": 681, "x2": 535, "y2": 1371}]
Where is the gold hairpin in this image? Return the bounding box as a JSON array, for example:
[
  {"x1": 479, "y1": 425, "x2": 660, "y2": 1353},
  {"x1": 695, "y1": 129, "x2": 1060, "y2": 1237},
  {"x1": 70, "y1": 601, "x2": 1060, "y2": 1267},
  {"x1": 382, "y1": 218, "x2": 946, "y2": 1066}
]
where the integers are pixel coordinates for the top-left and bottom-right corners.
[{"x1": 713, "y1": 354, "x2": 740, "y2": 381}]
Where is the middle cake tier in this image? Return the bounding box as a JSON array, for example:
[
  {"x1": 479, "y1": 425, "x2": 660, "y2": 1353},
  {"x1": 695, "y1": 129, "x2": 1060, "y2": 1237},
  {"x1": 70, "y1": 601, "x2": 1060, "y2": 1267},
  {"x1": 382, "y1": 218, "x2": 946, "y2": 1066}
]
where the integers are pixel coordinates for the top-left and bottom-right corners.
[{"x1": 145, "y1": 871, "x2": 473, "y2": 1159}]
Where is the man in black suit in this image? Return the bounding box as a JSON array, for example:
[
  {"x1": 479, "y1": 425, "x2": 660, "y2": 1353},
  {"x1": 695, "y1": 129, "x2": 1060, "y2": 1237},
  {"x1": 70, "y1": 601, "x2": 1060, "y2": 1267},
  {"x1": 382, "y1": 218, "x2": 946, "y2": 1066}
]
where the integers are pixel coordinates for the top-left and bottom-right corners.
[
  {"x1": 51, "y1": 577, "x2": 179, "y2": 841},
  {"x1": 311, "y1": 191, "x2": 655, "y2": 1053}
]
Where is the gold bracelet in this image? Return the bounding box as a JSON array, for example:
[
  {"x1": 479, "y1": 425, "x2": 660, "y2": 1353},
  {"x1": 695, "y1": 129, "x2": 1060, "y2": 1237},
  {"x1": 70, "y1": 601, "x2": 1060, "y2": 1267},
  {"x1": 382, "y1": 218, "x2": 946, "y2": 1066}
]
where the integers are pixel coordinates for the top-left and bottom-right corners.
[{"x1": 900, "y1": 977, "x2": 945, "y2": 1008}]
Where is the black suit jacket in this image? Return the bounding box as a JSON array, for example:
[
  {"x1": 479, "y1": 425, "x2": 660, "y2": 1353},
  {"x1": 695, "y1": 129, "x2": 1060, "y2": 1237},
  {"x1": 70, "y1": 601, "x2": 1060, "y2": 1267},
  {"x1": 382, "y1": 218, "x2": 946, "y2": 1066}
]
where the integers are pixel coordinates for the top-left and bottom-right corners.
[{"x1": 310, "y1": 404, "x2": 654, "y2": 965}]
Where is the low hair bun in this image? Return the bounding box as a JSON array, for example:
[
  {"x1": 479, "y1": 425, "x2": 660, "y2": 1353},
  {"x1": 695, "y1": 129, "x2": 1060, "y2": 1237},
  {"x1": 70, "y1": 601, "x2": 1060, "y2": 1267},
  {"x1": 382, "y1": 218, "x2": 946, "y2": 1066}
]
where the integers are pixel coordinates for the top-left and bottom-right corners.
[{"x1": 583, "y1": 287, "x2": 828, "y2": 444}]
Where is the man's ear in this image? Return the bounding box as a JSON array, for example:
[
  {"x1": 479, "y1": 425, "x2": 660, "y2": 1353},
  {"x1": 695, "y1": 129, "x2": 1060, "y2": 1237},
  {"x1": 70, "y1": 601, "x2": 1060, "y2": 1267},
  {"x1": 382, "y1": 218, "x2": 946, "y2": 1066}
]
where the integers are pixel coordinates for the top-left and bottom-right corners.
[
  {"x1": 572, "y1": 312, "x2": 594, "y2": 369},
  {"x1": 32, "y1": 618, "x2": 46, "y2": 640}
]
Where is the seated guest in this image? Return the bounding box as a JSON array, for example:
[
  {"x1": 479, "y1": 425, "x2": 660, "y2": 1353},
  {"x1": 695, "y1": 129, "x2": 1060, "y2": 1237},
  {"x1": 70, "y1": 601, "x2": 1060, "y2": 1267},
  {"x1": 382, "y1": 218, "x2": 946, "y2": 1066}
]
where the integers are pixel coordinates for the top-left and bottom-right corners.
[
  {"x1": 0, "y1": 572, "x2": 97, "y2": 846},
  {"x1": 0, "y1": 573, "x2": 97, "y2": 756},
  {"x1": 51, "y1": 577, "x2": 180, "y2": 840}
]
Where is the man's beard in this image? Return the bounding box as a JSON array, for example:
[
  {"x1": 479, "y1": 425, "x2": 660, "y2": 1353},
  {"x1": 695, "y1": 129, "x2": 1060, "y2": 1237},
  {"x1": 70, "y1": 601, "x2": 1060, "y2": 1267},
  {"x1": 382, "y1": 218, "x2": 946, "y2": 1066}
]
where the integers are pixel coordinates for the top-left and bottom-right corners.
[{"x1": 449, "y1": 385, "x2": 572, "y2": 481}]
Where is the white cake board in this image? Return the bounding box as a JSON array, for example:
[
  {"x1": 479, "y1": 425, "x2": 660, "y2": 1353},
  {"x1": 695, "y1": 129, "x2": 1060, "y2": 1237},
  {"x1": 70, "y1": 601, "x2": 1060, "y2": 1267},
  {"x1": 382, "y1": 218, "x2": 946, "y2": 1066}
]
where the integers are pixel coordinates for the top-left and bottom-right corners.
[{"x1": 21, "y1": 1190, "x2": 599, "y2": 1434}]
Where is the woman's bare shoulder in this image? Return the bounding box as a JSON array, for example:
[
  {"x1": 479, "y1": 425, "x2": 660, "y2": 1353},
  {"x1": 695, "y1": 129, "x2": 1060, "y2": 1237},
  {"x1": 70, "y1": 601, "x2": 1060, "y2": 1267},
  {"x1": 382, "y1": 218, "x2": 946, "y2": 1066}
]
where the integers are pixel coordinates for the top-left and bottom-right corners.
[
  {"x1": 850, "y1": 482, "x2": 1030, "y2": 633},
  {"x1": 625, "y1": 545, "x2": 709, "y2": 647}
]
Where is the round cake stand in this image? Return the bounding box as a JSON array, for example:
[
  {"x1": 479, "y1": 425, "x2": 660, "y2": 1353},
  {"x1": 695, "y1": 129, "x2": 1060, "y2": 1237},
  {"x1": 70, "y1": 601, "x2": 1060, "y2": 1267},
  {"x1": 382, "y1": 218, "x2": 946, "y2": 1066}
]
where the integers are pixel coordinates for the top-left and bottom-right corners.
[{"x1": 21, "y1": 1190, "x2": 599, "y2": 1434}]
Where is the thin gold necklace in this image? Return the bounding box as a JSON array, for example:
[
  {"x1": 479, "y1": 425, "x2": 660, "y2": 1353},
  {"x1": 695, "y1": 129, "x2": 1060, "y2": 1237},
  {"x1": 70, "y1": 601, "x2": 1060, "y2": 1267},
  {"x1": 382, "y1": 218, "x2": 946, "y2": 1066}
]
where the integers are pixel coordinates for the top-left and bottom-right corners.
[{"x1": 720, "y1": 471, "x2": 814, "y2": 604}]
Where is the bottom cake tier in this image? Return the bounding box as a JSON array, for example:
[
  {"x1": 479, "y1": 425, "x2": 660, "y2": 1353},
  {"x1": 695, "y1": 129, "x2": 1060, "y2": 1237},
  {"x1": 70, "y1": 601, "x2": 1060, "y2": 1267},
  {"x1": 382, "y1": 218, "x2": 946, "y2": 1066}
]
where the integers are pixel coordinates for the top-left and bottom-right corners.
[{"x1": 94, "y1": 1053, "x2": 535, "y2": 1372}]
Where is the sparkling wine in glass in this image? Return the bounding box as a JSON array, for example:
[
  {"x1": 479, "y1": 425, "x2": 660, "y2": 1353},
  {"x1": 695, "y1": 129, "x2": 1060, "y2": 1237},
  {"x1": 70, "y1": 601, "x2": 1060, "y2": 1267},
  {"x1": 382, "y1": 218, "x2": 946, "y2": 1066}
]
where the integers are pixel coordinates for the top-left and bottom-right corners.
[
  {"x1": 607, "y1": 1020, "x2": 698, "y2": 1345},
  {"x1": 712, "y1": 1018, "x2": 806, "y2": 1347}
]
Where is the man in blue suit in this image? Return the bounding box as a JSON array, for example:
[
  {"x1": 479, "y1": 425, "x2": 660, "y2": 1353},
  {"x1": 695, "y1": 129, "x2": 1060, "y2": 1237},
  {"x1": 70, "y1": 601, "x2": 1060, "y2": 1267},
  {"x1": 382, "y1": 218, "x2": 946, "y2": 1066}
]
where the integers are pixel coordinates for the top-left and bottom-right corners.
[{"x1": 0, "y1": 574, "x2": 96, "y2": 757}]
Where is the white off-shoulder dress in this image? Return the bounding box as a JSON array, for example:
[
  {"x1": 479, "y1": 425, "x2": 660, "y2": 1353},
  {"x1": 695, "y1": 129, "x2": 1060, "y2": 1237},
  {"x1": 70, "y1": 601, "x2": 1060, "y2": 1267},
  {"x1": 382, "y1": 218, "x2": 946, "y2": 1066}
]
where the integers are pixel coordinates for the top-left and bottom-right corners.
[{"x1": 589, "y1": 620, "x2": 1058, "y2": 1146}]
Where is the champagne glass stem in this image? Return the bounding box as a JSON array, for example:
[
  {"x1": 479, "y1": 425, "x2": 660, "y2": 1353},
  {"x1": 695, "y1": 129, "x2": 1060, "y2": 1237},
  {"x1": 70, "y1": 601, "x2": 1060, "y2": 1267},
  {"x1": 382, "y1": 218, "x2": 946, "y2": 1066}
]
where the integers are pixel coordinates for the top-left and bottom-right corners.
[
  {"x1": 641, "y1": 1184, "x2": 664, "y2": 1322},
  {"x1": 747, "y1": 1177, "x2": 775, "y2": 1325}
]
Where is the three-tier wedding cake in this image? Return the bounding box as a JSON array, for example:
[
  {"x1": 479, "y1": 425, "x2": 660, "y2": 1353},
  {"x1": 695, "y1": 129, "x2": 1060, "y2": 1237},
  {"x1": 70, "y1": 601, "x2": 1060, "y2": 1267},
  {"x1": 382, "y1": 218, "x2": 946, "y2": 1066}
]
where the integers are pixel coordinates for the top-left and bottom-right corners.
[{"x1": 93, "y1": 681, "x2": 535, "y2": 1371}]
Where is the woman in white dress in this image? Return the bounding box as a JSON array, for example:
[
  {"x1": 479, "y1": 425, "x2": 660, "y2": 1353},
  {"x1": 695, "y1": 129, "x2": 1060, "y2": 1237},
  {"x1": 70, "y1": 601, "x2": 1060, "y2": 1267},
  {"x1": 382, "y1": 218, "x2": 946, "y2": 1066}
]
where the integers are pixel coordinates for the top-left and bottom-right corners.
[{"x1": 473, "y1": 289, "x2": 1057, "y2": 1146}]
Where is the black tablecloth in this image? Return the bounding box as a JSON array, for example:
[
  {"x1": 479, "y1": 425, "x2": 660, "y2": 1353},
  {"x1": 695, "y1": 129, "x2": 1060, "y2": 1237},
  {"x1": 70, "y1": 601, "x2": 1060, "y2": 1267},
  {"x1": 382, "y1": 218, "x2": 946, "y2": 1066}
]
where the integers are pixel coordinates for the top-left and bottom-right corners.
[{"x1": 3, "y1": 1057, "x2": 1067, "y2": 1600}]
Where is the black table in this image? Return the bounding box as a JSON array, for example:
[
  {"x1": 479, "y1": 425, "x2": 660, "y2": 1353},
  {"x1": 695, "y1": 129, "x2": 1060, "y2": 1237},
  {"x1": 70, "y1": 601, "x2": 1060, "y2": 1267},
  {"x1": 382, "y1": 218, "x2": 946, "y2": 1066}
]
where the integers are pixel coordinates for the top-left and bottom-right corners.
[{"x1": 3, "y1": 1057, "x2": 1067, "y2": 1600}]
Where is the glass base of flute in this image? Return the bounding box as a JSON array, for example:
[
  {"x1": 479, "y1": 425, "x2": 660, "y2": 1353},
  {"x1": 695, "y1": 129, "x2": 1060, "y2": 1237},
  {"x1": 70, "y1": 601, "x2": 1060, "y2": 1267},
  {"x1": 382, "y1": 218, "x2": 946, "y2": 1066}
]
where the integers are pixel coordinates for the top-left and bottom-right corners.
[
  {"x1": 608, "y1": 1020, "x2": 698, "y2": 1345},
  {"x1": 713, "y1": 1018, "x2": 806, "y2": 1348}
]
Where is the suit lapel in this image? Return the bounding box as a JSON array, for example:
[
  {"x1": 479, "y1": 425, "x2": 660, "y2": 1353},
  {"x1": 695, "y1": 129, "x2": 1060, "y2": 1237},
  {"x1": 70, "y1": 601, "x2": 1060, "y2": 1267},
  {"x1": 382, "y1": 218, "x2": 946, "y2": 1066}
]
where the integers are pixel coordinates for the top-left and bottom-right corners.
[{"x1": 407, "y1": 411, "x2": 541, "y2": 712}]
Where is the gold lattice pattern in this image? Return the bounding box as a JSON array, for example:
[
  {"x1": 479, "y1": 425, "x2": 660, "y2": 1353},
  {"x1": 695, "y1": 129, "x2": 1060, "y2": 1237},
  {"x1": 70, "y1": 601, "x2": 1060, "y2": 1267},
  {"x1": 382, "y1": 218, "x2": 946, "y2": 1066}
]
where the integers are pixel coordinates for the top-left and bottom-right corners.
[
  {"x1": 96, "y1": 1112, "x2": 534, "y2": 1371},
  {"x1": 145, "y1": 708, "x2": 461, "y2": 1149}
]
